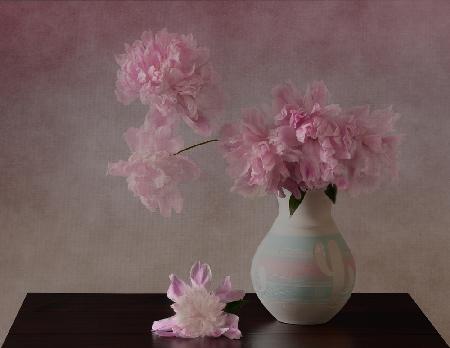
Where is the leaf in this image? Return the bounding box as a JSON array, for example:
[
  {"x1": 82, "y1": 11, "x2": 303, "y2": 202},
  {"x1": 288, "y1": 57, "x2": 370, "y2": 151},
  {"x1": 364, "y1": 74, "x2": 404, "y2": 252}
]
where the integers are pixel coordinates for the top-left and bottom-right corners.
[
  {"x1": 324, "y1": 184, "x2": 337, "y2": 204},
  {"x1": 224, "y1": 299, "x2": 247, "y2": 315},
  {"x1": 289, "y1": 190, "x2": 306, "y2": 216}
]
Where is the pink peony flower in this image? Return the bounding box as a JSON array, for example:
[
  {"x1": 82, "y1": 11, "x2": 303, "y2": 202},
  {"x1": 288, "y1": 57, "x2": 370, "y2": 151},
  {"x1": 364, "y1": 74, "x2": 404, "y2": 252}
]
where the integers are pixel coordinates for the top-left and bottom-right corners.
[
  {"x1": 221, "y1": 80, "x2": 401, "y2": 199},
  {"x1": 107, "y1": 109, "x2": 200, "y2": 217},
  {"x1": 152, "y1": 261, "x2": 245, "y2": 339},
  {"x1": 115, "y1": 29, "x2": 222, "y2": 136}
]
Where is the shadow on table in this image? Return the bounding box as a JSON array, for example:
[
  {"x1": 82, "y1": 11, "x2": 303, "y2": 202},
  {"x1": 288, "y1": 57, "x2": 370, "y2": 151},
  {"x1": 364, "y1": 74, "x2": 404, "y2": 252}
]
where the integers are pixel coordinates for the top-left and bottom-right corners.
[{"x1": 240, "y1": 321, "x2": 356, "y2": 348}]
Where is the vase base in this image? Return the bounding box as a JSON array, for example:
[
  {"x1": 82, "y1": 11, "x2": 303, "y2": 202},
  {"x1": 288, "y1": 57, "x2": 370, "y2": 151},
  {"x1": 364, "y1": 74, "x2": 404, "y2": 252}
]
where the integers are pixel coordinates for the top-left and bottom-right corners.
[{"x1": 259, "y1": 297, "x2": 350, "y2": 325}]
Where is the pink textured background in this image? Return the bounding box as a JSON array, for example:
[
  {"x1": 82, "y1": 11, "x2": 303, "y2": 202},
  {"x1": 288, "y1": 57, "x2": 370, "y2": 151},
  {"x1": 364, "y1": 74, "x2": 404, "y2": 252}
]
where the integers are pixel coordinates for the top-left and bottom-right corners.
[{"x1": 1, "y1": 1, "x2": 449, "y2": 344}]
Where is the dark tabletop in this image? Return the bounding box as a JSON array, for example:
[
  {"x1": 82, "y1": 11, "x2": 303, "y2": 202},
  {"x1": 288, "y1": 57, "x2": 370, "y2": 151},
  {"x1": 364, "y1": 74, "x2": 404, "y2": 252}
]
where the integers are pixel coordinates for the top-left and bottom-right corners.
[{"x1": 2, "y1": 293, "x2": 448, "y2": 348}]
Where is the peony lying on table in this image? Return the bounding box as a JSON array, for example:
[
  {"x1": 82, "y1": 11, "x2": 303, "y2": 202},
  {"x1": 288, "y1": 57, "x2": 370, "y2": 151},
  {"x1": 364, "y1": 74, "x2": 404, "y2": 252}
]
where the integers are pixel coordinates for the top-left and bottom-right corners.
[
  {"x1": 152, "y1": 261, "x2": 245, "y2": 339},
  {"x1": 108, "y1": 28, "x2": 401, "y2": 217}
]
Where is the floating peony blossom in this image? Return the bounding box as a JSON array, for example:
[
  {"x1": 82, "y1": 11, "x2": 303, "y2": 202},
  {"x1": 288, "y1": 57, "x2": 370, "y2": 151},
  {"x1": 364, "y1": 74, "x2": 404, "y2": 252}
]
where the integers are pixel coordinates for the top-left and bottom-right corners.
[
  {"x1": 115, "y1": 28, "x2": 222, "y2": 136},
  {"x1": 107, "y1": 109, "x2": 200, "y2": 217},
  {"x1": 152, "y1": 261, "x2": 245, "y2": 339}
]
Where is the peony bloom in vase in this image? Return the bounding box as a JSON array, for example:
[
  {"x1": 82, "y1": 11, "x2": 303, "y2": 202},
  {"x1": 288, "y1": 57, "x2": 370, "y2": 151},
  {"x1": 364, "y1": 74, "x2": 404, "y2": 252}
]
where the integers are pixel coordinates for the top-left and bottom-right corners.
[{"x1": 220, "y1": 81, "x2": 401, "y2": 324}]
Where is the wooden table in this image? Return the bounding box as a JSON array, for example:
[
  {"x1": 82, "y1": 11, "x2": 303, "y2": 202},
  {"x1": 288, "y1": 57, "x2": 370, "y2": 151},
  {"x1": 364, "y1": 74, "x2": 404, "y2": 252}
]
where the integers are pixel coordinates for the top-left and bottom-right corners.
[{"x1": 2, "y1": 293, "x2": 448, "y2": 347}]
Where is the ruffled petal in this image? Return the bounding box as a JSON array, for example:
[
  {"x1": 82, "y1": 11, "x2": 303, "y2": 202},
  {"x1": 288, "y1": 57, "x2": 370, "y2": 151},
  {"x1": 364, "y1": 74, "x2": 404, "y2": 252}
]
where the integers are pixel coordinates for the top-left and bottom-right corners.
[
  {"x1": 304, "y1": 80, "x2": 329, "y2": 112},
  {"x1": 271, "y1": 81, "x2": 304, "y2": 114}
]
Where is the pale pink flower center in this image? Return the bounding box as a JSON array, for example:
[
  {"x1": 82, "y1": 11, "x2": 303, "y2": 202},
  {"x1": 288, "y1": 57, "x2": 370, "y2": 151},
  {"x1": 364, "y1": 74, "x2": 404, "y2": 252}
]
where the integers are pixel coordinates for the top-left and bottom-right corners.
[{"x1": 172, "y1": 287, "x2": 226, "y2": 337}]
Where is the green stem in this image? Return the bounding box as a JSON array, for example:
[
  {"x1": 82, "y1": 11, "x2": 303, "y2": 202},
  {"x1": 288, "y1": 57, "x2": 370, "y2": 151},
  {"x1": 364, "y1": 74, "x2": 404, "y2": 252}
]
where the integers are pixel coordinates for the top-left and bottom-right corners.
[{"x1": 173, "y1": 139, "x2": 219, "y2": 155}]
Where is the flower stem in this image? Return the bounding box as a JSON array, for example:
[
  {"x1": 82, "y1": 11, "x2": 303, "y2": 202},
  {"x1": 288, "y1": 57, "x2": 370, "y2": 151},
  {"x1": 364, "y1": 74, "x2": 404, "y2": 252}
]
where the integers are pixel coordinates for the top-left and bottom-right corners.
[{"x1": 174, "y1": 139, "x2": 219, "y2": 155}]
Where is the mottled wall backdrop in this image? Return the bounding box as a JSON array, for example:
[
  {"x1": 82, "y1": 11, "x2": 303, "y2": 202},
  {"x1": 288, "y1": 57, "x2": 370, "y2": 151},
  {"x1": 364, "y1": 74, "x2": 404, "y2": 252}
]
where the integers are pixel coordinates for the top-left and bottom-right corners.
[{"x1": 1, "y1": 1, "x2": 449, "y2": 344}]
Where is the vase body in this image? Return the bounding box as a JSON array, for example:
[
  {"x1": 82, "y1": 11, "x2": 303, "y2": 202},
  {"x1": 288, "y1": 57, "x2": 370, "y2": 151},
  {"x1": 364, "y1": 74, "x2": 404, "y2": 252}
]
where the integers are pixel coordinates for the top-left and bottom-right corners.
[{"x1": 251, "y1": 190, "x2": 356, "y2": 324}]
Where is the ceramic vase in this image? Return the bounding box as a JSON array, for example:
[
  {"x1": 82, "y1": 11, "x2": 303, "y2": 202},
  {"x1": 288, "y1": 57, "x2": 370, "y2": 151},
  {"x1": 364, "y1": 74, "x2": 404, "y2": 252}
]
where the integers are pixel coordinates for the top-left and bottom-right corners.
[{"x1": 251, "y1": 190, "x2": 356, "y2": 324}]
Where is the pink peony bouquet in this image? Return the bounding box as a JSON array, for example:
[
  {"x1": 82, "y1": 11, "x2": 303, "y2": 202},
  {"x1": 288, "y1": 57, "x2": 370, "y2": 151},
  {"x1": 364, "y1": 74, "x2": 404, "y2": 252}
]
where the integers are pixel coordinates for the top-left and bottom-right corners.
[
  {"x1": 220, "y1": 81, "x2": 401, "y2": 213},
  {"x1": 109, "y1": 29, "x2": 401, "y2": 218}
]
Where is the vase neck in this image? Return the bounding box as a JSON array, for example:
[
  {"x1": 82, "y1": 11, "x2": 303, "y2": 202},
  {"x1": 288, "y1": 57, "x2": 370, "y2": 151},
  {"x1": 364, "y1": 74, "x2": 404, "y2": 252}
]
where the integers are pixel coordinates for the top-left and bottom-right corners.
[{"x1": 277, "y1": 190, "x2": 333, "y2": 226}]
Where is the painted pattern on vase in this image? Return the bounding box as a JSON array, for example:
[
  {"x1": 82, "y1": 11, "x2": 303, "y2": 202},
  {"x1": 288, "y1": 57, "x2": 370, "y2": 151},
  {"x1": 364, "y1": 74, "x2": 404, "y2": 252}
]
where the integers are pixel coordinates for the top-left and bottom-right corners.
[{"x1": 251, "y1": 190, "x2": 356, "y2": 324}]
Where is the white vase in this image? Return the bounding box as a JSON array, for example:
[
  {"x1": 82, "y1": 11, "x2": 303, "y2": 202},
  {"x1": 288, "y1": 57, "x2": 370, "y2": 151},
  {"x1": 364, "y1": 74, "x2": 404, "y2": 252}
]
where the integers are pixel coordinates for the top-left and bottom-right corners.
[{"x1": 251, "y1": 190, "x2": 356, "y2": 324}]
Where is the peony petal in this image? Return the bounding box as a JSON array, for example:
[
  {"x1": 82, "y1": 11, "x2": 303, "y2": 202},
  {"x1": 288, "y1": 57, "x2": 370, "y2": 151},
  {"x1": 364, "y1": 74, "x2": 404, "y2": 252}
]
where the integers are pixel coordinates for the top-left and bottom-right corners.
[
  {"x1": 189, "y1": 261, "x2": 212, "y2": 287},
  {"x1": 153, "y1": 330, "x2": 178, "y2": 337},
  {"x1": 152, "y1": 316, "x2": 176, "y2": 332},
  {"x1": 271, "y1": 81, "x2": 304, "y2": 114},
  {"x1": 144, "y1": 108, "x2": 179, "y2": 137},
  {"x1": 215, "y1": 276, "x2": 245, "y2": 303},
  {"x1": 224, "y1": 327, "x2": 242, "y2": 340},
  {"x1": 158, "y1": 197, "x2": 175, "y2": 218},
  {"x1": 180, "y1": 111, "x2": 212, "y2": 136},
  {"x1": 152, "y1": 316, "x2": 181, "y2": 337},
  {"x1": 107, "y1": 161, "x2": 130, "y2": 177},
  {"x1": 210, "y1": 328, "x2": 228, "y2": 337},
  {"x1": 177, "y1": 156, "x2": 201, "y2": 181},
  {"x1": 123, "y1": 127, "x2": 140, "y2": 152},
  {"x1": 304, "y1": 80, "x2": 329, "y2": 112},
  {"x1": 362, "y1": 135, "x2": 383, "y2": 153},
  {"x1": 175, "y1": 327, "x2": 198, "y2": 339},
  {"x1": 242, "y1": 108, "x2": 269, "y2": 139},
  {"x1": 167, "y1": 274, "x2": 188, "y2": 301},
  {"x1": 275, "y1": 125, "x2": 298, "y2": 147},
  {"x1": 223, "y1": 313, "x2": 242, "y2": 339}
]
